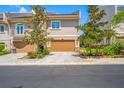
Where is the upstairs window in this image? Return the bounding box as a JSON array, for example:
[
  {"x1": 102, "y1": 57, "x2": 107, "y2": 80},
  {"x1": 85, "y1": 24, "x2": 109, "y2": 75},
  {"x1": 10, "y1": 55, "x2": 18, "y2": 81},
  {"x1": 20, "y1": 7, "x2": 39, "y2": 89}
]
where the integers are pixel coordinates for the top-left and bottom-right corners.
[
  {"x1": 16, "y1": 24, "x2": 24, "y2": 34},
  {"x1": 0, "y1": 25, "x2": 5, "y2": 32},
  {"x1": 51, "y1": 20, "x2": 61, "y2": 29}
]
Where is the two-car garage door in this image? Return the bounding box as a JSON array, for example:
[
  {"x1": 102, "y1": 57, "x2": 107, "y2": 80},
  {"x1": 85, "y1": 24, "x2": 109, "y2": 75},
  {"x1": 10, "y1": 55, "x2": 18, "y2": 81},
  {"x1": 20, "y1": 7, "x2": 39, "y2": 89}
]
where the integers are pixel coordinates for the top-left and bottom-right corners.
[{"x1": 51, "y1": 40, "x2": 75, "y2": 52}]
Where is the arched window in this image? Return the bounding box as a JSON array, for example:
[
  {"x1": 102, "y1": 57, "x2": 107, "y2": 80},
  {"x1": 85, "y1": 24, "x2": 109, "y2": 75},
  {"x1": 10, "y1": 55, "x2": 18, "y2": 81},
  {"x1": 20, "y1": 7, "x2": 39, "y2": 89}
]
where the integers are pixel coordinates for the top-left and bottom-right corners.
[
  {"x1": 16, "y1": 24, "x2": 24, "y2": 35},
  {"x1": 0, "y1": 24, "x2": 5, "y2": 32}
]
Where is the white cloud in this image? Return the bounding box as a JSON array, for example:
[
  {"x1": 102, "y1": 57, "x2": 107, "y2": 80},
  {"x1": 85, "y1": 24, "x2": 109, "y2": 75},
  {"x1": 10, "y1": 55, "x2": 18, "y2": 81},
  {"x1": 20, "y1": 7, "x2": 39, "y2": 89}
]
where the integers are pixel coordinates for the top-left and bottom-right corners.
[
  {"x1": 9, "y1": 5, "x2": 28, "y2": 13},
  {"x1": 10, "y1": 5, "x2": 21, "y2": 8},
  {"x1": 15, "y1": 5, "x2": 21, "y2": 8},
  {"x1": 19, "y1": 7, "x2": 27, "y2": 12}
]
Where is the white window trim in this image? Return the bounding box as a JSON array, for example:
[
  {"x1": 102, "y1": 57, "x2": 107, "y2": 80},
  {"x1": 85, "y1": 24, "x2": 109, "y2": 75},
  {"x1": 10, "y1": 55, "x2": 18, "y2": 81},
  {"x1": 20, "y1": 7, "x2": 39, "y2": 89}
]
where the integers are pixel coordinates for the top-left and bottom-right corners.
[
  {"x1": 0, "y1": 24, "x2": 5, "y2": 33},
  {"x1": 51, "y1": 20, "x2": 61, "y2": 30},
  {"x1": 15, "y1": 23, "x2": 25, "y2": 35}
]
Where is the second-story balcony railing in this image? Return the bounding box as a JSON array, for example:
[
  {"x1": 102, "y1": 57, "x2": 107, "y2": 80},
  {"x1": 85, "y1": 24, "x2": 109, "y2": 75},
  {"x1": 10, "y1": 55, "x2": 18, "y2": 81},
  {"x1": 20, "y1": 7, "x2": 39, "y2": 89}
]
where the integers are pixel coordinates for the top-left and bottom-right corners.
[{"x1": 11, "y1": 29, "x2": 31, "y2": 41}]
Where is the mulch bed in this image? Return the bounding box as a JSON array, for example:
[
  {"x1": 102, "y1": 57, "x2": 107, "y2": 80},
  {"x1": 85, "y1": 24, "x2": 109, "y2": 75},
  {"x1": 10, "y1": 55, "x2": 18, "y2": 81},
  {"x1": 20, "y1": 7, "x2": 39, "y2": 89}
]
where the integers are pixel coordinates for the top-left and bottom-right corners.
[{"x1": 80, "y1": 55, "x2": 111, "y2": 59}]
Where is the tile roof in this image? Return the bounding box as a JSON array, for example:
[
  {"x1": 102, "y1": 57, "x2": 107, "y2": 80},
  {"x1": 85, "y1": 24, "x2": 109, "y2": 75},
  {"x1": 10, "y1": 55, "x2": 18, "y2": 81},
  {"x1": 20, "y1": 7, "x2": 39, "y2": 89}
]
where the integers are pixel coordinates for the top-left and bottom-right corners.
[
  {"x1": 0, "y1": 10, "x2": 80, "y2": 19},
  {"x1": 8, "y1": 13, "x2": 33, "y2": 18}
]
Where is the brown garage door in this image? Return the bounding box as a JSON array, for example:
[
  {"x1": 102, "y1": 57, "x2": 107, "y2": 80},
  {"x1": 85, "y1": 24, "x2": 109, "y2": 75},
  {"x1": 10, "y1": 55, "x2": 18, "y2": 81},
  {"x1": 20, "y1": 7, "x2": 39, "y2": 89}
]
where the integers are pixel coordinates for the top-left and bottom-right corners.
[
  {"x1": 51, "y1": 40, "x2": 75, "y2": 52},
  {"x1": 13, "y1": 41, "x2": 35, "y2": 52}
]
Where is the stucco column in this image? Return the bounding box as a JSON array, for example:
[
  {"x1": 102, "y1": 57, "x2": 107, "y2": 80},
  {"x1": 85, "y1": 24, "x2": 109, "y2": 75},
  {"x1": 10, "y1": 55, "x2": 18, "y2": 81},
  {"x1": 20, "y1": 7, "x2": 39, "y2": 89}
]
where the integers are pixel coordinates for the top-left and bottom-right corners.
[
  {"x1": 75, "y1": 39, "x2": 80, "y2": 51},
  {"x1": 10, "y1": 36, "x2": 14, "y2": 49}
]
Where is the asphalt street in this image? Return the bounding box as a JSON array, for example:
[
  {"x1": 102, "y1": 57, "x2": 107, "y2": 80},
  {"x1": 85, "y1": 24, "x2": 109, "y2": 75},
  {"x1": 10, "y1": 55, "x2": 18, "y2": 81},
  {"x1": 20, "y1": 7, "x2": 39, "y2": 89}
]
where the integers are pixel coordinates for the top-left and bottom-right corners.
[{"x1": 0, "y1": 65, "x2": 124, "y2": 88}]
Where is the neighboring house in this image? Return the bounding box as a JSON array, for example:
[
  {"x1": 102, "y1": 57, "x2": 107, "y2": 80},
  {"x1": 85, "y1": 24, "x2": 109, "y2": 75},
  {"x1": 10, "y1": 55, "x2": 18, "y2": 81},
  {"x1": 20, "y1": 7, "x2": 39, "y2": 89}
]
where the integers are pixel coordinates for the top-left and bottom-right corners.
[
  {"x1": 98, "y1": 5, "x2": 116, "y2": 44},
  {"x1": 99, "y1": 5, "x2": 124, "y2": 43},
  {"x1": 0, "y1": 11, "x2": 80, "y2": 52},
  {"x1": 114, "y1": 6, "x2": 124, "y2": 41}
]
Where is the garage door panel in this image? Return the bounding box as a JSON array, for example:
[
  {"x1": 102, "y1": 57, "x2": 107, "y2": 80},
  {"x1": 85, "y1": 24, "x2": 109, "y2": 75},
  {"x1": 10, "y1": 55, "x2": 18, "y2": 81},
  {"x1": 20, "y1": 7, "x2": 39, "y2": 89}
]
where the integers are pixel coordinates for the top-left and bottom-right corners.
[
  {"x1": 51, "y1": 40, "x2": 75, "y2": 51},
  {"x1": 13, "y1": 41, "x2": 35, "y2": 52}
]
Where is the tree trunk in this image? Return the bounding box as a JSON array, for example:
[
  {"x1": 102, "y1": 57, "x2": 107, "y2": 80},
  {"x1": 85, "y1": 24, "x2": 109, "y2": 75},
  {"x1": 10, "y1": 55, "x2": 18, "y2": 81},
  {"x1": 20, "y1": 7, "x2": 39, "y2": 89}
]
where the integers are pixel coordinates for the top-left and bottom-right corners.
[{"x1": 89, "y1": 45, "x2": 92, "y2": 56}]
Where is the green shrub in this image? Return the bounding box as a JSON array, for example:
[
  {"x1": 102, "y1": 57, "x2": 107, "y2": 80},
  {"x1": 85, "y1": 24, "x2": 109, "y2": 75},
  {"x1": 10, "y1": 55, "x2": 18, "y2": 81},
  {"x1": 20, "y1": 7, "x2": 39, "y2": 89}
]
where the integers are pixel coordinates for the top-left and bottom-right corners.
[
  {"x1": 37, "y1": 48, "x2": 50, "y2": 58},
  {"x1": 27, "y1": 48, "x2": 50, "y2": 59},
  {"x1": 80, "y1": 48, "x2": 86, "y2": 52},
  {"x1": 80, "y1": 39, "x2": 124, "y2": 56},
  {"x1": 42, "y1": 48, "x2": 50, "y2": 55},
  {"x1": 80, "y1": 48, "x2": 103, "y2": 56},
  {"x1": 3, "y1": 49, "x2": 10, "y2": 54},
  {"x1": 0, "y1": 49, "x2": 10, "y2": 55},
  {"x1": 36, "y1": 51, "x2": 44, "y2": 58},
  {"x1": 80, "y1": 48, "x2": 90, "y2": 56},
  {"x1": 111, "y1": 39, "x2": 124, "y2": 55},
  {"x1": 27, "y1": 52, "x2": 37, "y2": 59},
  {"x1": 91, "y1": 49, "x2": 96, "y2": 56},
  {"x1": 112, "y1": 55, "x2": 124, "y2": 58},
  {"x1": 102, "y1": 39, "x2": 124, "y2": 56},
  {"x1": 102, "y1": 45, "x2": 115, "y2": 55},
  {"x1": 0, "y1": 43, "x2": 5, "y2": 51}
]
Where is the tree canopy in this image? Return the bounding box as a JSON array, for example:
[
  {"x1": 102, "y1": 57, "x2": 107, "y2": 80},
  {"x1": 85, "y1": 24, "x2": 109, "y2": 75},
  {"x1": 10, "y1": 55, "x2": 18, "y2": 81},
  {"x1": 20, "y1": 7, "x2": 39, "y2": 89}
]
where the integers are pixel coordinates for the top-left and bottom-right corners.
[
  {"x1": 76, "y1": 6, "x2": 115, "y2": 48},
  {"x1": 24, "y1": 5, "x2": 50, "y2": 51},
  {"x1": 112, "y1": 10, "x2": 124, "y2": 26},
  {"x1": 76, "y1": 5, "x2": 115, "y2": 55}
]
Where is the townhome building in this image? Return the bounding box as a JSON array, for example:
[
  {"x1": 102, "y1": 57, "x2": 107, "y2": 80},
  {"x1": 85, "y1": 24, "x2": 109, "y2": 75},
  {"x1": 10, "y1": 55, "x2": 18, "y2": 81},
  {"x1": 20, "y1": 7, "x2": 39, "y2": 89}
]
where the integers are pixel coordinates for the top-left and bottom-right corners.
[
  {"x1": 0, "y1": 11, "x2": 80, "y2": 52},
  {"x1": 1, "y1": 5, "x2": 122, "y2": 53}
]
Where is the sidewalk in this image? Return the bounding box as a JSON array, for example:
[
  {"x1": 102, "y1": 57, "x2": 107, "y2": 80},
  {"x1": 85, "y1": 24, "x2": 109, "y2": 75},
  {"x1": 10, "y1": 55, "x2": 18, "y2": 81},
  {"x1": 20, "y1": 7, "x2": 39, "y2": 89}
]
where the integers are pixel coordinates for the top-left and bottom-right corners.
[
  {"x1": 0, "y1": 58, "x2": 124, "y2": 66},
  {"x1": 0, "y1": 53, "x2": 124, "y2": 66}
]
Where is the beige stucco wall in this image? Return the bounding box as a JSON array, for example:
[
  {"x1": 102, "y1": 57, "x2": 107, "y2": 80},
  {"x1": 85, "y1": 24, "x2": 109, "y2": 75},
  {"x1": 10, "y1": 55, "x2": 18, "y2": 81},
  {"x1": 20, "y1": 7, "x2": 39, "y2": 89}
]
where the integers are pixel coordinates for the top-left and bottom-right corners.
[
  {"x1": 0, "y1": 19, "x2": 80, "y2": 38},
  {"x1": 47, "y1": 20, "x2": 79, "y2": 36},
  {"x1": 10, "y1": 23, "x2": 33, "y2": 36},
  {"x1": 0, "y1": 22, "x2": 33, "y2": 50},
  {"x1": 115, "y1": 23, "x2": 124, "y2": 37},
  {"x1": 0, "y1": 24, "x2": 11, "y2": 49},
  {"x1": 0, "y1": 24, "x2": 9, "y2": 39},
  {"x1": 47, "y1": 19, "x2": 80, "y2": 48}
]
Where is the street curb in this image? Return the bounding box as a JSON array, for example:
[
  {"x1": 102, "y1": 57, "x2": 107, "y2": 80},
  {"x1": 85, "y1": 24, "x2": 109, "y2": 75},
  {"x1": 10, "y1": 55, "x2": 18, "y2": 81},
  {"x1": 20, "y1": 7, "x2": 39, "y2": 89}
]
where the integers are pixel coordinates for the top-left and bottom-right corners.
[{"x1": 0, "y1": 62, "x2": 124, "y2": 66}]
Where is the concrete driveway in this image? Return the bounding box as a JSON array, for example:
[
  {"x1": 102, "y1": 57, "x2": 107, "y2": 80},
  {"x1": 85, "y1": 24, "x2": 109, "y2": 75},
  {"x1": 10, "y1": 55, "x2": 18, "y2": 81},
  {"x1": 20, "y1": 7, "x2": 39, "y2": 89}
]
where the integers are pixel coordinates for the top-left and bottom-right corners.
[
  {"x1": 39, "y1": 52, "x2": 83, "y2": 63},
  {"x1": 0, "y1": 53, "x2": 27, "y2": 63},
  {"x1": 0, "y1": 52, "x2": 83, "y2": 63}
]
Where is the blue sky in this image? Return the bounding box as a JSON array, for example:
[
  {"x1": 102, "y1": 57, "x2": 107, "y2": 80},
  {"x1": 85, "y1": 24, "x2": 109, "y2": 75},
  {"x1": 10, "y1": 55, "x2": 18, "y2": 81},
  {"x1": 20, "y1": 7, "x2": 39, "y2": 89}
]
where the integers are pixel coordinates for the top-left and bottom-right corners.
[
  {"x1": 44, "y1": 5, "x2": 88, "y2": 25},
  {"x1": 0, "y1": 5, "x2": 88, "y2": 25}
]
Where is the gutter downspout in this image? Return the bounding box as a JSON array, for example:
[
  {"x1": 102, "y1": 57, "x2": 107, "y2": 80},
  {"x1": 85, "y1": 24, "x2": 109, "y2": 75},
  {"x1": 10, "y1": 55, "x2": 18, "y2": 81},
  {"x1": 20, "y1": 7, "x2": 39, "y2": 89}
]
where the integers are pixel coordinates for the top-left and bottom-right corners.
[
  {"x1": 3, "y1": 12, "x2": 6, "y2": 21},
  {"x1": 3, "y1": 12, "x2": 14, "y2": 51},
  {"x1": 7, "y1": 22, "x2": 13, "y2": 50},
  {"x1": 75, "y1": 10, "x2": 80, "y2": 51}
]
